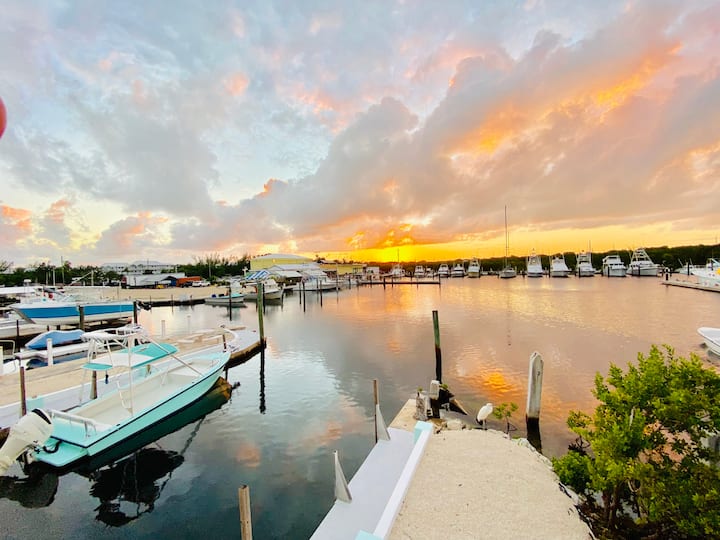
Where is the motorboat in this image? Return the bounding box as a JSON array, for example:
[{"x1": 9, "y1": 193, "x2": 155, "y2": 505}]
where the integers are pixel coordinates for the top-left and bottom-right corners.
[
  {"x1": 628, "y1": 248, "x2": 661, "y2": 276},
  {"x1": 11, "y1": 329, "x2": 90, "y2": 369},
  {"x1": 300, "y1": 269, "x2": 341, "y2": 291},
  {"x1": 240, "y1": 278, "x2": 284, "y2": 301},
  {"x1": 450, "y1": 263, "x2": 465, "y2": 278},
  {"x1": 499, "y1": 206, "x2": 517, "y2": 279},
  {"x1": 698, "y1": 327, "x2": 720, "y2": 357},
  {"x1": 575, "y1": 251, "x2": 596, "y2": 277},
  {"x1": 0, "y1": 325, "x2": 230, "y2": 472},
  {"x1": 414, "y1": 266, "x2": 425, "y2": 278},
  {"x1": 204, "y1": 292, "x2": 245, "y2": 306},
  {"x1": 11, "y1": 290, "x2": 134, "y2": 327},
  {"x1": 387, "y1": 264, "x2": 405, "y2": 279},
  {"x1": 549, "y1": 254, "x2": 571, "y2": 278},
  {"x1": 525, "y1": 251, "x2": 544, "y2": 278},
  {"x1": 602, "y1": 254, "x2": 627, "y2": 277},
  {"x1": 691, "y1": 259, "x2": 720, "y2": 288},
  {"x1": 437, "y1": 264, "x2": 450, "y2": 278},
  {"x1": 466, "y1": 259, "x2": 481, "y2": 278}
]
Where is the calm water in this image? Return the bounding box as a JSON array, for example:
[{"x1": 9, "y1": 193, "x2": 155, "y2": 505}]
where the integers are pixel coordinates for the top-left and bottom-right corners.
[{"x1": 1, "y1": 276, "x2": 719, "y2": 539}]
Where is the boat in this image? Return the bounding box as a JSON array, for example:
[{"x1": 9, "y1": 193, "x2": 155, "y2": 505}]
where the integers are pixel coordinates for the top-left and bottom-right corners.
[
  {"x1": 575, "y1": 251, "x2": 596, "y2": 277},
  {"x1": 437, "y1": 264, "x2": 450, "y2": 278},
  {"x1": 466, "y1": 259, "x2": 481, "y2": 278},
  {"x1": 1, "y1": 325, "x2": 230, "y2": 471},
  {"x1": 549, "y1": 254, "x2": 571, "y2": 278},
  {"x1": 204, "y1": 292, "x2": 245, "y2": 306},
  {"x1": 10, "y1": 291, "x2": 134, "y2": 327},
  {"x1": 387, "y1": 264, "x2": 405, "y2": 279},
  {"x1": 450, "y1": 263, "x2": 465, "y2": 278},
  {"x1": 628, "y1": 248, "x2": 661, "y2": 276},
  {"x1": 413, "y1": 266, "x2": 425, "y2": 278},
  {"x1": 691, "y1": 258, "x2": 720, "y2": 287},
  {"x1": 698, "y1": 327, "x2": 720, "y2": 357},
  {"x1": 499, "y1": 206, "x2": 517, "y2": 279},
  {"x1": 240, "y1": 278, "x2": 284, "y2": 301},
  {"x1": 602, "y1": 254, "x2": 627, "y2": 277},
  {"x1": 525, "y1": 251, "x2": 544, "y2": 278},
  {"x1": 11, "y1": 329, "x2": 90, "y2": 369}
]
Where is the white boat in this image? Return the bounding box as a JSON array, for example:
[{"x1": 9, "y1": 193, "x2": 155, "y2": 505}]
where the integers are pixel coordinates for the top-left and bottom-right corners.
[
  {"x1": 549, "y1": 254, "x2": 571, "y2": 278},
  {"x1": 300, "y1": 269, "x2": 341, "y2": 291},
  {"x1": 1, "y1": 325, "x2": 230, "y2": 471},
  {"x1": 525, "y1": 251, "x2": 544, "y2": 278},
  {"x1": 466, "y1": 259, "x2": 481, "y2": 278},
  {"x1": 602, "y1": 254, "x2": 627, "y2": 277},
  {"x1": 499, "y1": 206, "x2": 517, "y2": 279},
  {"x1": 11, "y1": 290, "x2": 134, "y2": 327},
  {"x1": 240, "y1": 278, "x2": 284, "y2": 301},
  {"x1": 437, "y1": 264, "x2": 450, "y2": 278},
  {"x1": 575, "y1": 251, "x2": 596, "y2": 277},
  {"x1": 413, "y1": 266, "x2": 425, "y2": 278},
  {"x1": 204, "y1": 292, "x2": 245, "y2": 306},
  {"x1": 698, "y1": 327, "x2": 720, "y2": 357},
  {"x1": 691, "y1": 258, "x2": 720, "y2": 287},
  {"x1": 628, "y1": 248, "x2": 660, "y2": 276},
  {"x1": 450, "y1": 263, "x2": 465, "y2": 278}
]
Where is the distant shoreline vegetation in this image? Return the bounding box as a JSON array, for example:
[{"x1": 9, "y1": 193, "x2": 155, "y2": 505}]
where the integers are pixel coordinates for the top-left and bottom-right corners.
[{"x1": 1, "y1": 243, "x2": 718, "y2": 286}]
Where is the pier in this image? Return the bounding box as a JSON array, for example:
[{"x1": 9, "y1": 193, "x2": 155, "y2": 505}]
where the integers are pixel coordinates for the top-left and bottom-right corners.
[{"x1": 662, "y1": 278, "x2": 720, "y2": 293}]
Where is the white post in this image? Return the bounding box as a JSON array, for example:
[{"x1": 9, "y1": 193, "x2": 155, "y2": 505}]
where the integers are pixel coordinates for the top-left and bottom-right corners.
[
  {"x1": 0, "y1": 345, "x2": 4, "y2": 375},
  {"x1": 46, "y1": 338, "x2": 54, "y2": 366},
  {"x1": 333, "y1": 450, "x2": 352, "y2": 503},
  {"x1": 161, "y1": 320, "x2": 166, "y2": 339},
  {"x1": 526, "y1": 351, "x2": 543, "y2": 426},
  {"x1": 187, "y1": 314, "x2": 191, "y2": 333}
]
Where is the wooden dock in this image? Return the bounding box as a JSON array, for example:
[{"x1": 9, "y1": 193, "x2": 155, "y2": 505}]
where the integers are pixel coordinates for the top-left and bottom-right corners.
[{"x1": 662, "y1": 279, "x2": 720, "y2": 293}]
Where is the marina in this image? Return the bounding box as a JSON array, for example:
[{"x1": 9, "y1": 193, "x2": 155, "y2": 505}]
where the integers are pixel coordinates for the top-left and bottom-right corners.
[{"x1": 0, "y1": 277, "x2": 719, "y2": 538}]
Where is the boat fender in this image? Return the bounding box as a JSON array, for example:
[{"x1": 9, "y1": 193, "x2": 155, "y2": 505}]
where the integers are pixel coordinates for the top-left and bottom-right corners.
[{"x1": 0, "y1": 409, "x2": 54, "y2": 476}]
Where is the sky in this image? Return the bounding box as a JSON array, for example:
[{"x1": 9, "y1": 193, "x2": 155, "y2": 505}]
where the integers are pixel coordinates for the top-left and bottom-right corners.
[{"x1": 1, "y1": 0, "x2": 719, "y2": 268}]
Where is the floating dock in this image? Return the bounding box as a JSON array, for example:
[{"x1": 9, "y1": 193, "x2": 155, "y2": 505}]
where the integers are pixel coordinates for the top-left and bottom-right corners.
[{"x1": 662, "y1": 279, "x2": 720, "y2": 293}]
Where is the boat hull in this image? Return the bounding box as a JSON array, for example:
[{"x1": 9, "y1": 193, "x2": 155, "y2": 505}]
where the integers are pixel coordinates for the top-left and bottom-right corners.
[
  {"x1": 628, "y1": 265, "x2": 660, "y2": 276},
  {"x1": 698, "y1": 327, "x2": 720, "y2": 357},
  {"x1": 11, "y1": 301, "x2": 134, "y2": 326}
]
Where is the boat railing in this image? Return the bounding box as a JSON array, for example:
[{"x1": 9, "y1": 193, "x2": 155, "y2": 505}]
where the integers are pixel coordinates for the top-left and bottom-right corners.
[{"x1": 50, "y1": 409, "x2": 110, "y2": 436}]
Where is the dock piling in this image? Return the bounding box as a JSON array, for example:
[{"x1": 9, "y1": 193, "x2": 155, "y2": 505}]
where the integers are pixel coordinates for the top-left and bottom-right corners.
[
  {"x1": 526, "y1": 351, "x2": 544, "y2": 429},
  {"x1": 78, "y1": 306, "x2": 85, "y2": 330},
  {"x1": 19, "y1": 363, "x2": 27, "y2": 416},
  {"x1": 432, "y1": 310, "x2": 442, "y2": 383},
  {"x1": 333, "y1": 450, "x2": 352, "y2": 503},
  {"x1": 238, "y1": 484, "x2": 253, "y2": 540},
  {"x1": 257, "y1": 282, "x2": 265, "y2": 343},
  {"x1": 46, "y1": 338, "x2": 54, "y2": 366}
]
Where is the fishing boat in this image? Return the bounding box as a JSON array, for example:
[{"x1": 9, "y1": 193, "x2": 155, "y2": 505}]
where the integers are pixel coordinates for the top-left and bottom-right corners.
[
  {"x1": 204, "y1": 292, "x2": 245, "y2": 306},
  {"x1": 628, "y1": 248, "x2": 661, "y2": 276},
  {"x1": 691, "y1": 259, "x2": 720, "y2": 288},
  {"x1": 240, "y1": 278, "x2": 284, "y2": 301},
  {"x1": 413, "y1": 266, "x2": 425, "y2": 278},
  {"x1": 698, "y1": 327, "x2": 720, "y2": 357},
  {"x1": 0, "y1": 325, "x2": 230, "y2": 472},
  {"x1": 575, "y1": 251, "x2": 596, "y2": 277},
  {"x1": 12, "y1": 329, "x2": 90, "y2": 368},
  {"x1": 549, "y1": 254, "x2": 571, "y2": 278},
  {"x1": 450, "y1": 263, "x2": 465, "y2": 278},
  {"x1": 602, "y1": 254, "x2": 627, "y2": 277},
  {"x1": 466, "y1": 259, "x2": 481, "y2": 278},
  {"x1": 437, "y1": 264, "x2": 450, "y2": 278},
  {"x1": 10, "y1": 291, "x2": 134, "y2": 327},
  {"x1": 525, "y1": 251, "x2": 544, "y2": 278},
  {"x1": 387, "y1": 264, "x2": 405, "y2": 279},
  {"x1": 499, "y1": 206, "x2": 517, "y2": 279}
]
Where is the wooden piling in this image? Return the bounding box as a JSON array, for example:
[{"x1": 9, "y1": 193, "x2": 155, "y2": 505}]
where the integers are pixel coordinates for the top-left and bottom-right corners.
[
  {"x1": 19, "y1": 363, "x2": 27, "y2": 416},
  {"x1": 373, "y1": 379, "x2": 379, "y2": 443},
  {"x1": 46, "y1": 338, "x2": 54, "y2": 366},
  {"x1": 133, "y1": 301, "x2": 138, "y2": 324},
  {"x1": 526, "y1": 351, "x2": 544, "y2": 429},
  {"x1": 78, "y1": 305, "x2": 85, "y2": 330},
  {"x1": 257, "y1": 282, "x2": 265, "y2": 343},
  {"x1": 91, "y1": 371, "x2": 98, "y2": 399},
  {"x1": 432, "y1": 310, "x2": 442, "y2": 383},
  {"x1": 238, "y1": 484, "x2": 253, "y2": 539}
]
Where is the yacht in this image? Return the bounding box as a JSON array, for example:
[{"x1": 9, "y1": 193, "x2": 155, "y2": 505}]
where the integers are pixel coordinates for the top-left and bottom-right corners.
[
  {"x1": 526, "y1": 251, "x2": 544, "y2": 278},
  {"x1": 575, "y1": 251, "x2": 596, "y2": 277},
  {"x1": 466, "y1": 258, "x2": 481, "y2": 278},
  {"x1": 628, "y1": 248, "x2": 661, "y2": 276},
  {"x1": 450, "y1": 263, "x2": 465, "y2": 278},
  {"x1": 414, "y1": 265, "x2": 425, "y2": 278},
  {"x1": 437, "y1": 264, "x2": 450, "y2": 278},
  {"x1": 549, "y1": 254, "x2": 571, "y2": 278},
  {"x1": 387, "y1": 264, "x2": 405, "y2": 279},
  {"x1": 602, "y1": 254, "x2": 627, "y2": 277},
  {"x1": 691, "y1": 258, "x2": 720, "y2": 287}
]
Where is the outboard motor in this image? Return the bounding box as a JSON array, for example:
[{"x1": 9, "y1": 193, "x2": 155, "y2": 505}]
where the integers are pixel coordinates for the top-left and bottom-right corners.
[{"x1": 0, "y1": 409, "x2": 53, "y2": 475}]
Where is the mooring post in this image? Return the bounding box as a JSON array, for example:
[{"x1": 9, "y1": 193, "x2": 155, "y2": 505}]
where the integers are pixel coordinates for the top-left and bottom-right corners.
[
  {"x1": 161, "y1": 320, "x2": 166, "y2": 339},
  {"x1": 133, "y1": 301, "x2": 138, "y2": 324},
  {"x1": 373, "y1": 379, "x2": 379, "y2": 443},
  {"x1": 19, "y1": 363, "x2": 27, "y2": 416},
  {"x1": 91, "y1": 371, "x2": 98, "y2": 400},
  {"x1": 432, "y1": 310, "x2": 442, "y2": 383},
  {"x1": 46, "y1": 337, "x2": 54, "y2": 366},
  {"x1": 78, "y1": 305, "x2": 85, "y2": 330},
  {"x1": 238, "y1": 484, "x2": 253, "y2": 540},
  {"x1": 526, "y1": 351, "x2": 544, "y2": 429},
  {"x1": 257, "y1": 282, "x2": 265, "y2": 343}
]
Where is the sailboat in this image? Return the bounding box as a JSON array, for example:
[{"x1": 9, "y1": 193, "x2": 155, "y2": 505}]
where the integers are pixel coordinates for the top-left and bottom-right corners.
[{"x1": 499, "y1": 206, "x2": 517, "y2": 279}]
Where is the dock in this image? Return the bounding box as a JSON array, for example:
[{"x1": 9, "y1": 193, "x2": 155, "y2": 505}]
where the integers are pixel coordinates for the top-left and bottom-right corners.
[
  {"x1": 662, "y1": 278, "x2": 720, "y2": 293},
  {"x1": 0, "y1": 326, "x2": 263, "y2": 429},
  {"x1": 310, "y1": 399, "x2": 591, "y2": 539}
]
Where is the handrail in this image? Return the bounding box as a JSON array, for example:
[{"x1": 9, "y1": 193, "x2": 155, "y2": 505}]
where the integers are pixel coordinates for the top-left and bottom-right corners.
[{"x1": 50, "y1": 409, "x2": 110, "y2": 436}]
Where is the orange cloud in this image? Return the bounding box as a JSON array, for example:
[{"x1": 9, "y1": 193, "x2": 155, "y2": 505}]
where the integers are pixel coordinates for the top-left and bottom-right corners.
[
  {"x1": 224, "y1": 73, "x2": 249, "y2": 96},
  {"x1": 46, "y1": 199, "x2": 72, "y2": 223},
  {"x1": 1, "y1": 205, "x2": 32, "y2": 232}
]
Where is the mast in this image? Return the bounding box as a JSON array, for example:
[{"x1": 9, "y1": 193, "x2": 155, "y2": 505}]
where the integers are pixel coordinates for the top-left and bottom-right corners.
[{"x1": 504, "y1": 205, "x2": 509, "y2": 266}]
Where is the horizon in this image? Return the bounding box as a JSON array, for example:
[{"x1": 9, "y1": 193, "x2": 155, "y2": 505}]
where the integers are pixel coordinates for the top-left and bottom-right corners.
[{"x1": 1, "y1": 1, "x2": 719, "y2": 267}]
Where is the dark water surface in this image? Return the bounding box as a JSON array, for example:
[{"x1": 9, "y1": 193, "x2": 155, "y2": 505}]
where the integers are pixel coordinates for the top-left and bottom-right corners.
[{"x1": 1, "y1": 277, "x2": 718, "y2": 539}]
